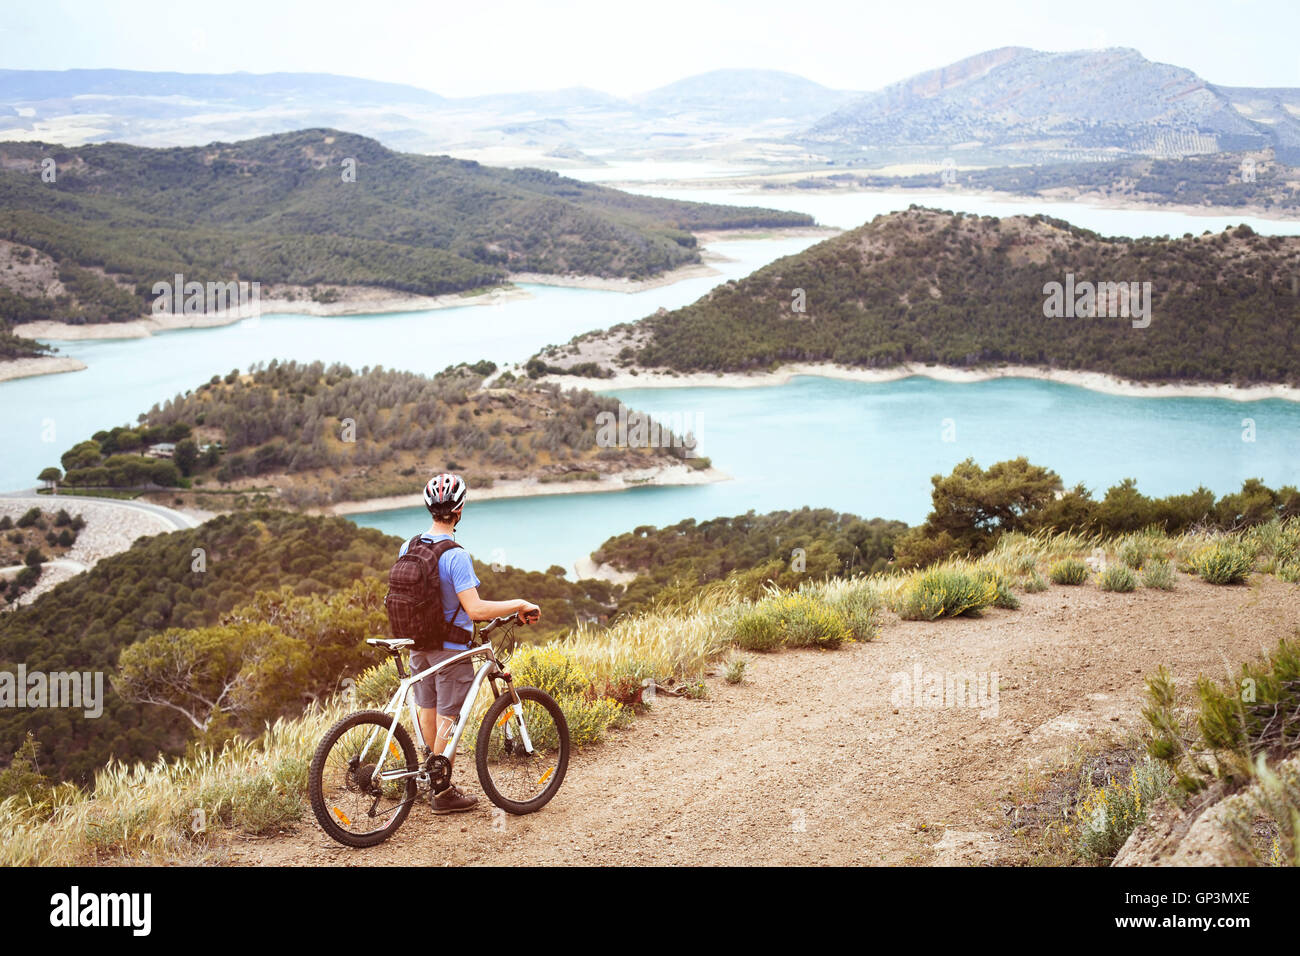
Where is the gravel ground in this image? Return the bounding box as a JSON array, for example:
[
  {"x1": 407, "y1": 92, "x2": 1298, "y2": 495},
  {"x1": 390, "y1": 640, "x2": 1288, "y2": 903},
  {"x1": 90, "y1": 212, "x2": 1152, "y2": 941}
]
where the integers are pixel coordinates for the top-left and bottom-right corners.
[{"x1": 222, "y1": 573, "x2": 1300, "y2": 867}]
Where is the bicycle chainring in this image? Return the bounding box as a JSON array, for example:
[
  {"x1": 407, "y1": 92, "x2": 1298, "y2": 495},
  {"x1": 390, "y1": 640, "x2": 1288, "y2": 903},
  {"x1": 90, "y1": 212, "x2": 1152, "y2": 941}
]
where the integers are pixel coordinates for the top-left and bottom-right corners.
[{"x1": 424, "y1": 754, "x2": 452, "y2": 793}]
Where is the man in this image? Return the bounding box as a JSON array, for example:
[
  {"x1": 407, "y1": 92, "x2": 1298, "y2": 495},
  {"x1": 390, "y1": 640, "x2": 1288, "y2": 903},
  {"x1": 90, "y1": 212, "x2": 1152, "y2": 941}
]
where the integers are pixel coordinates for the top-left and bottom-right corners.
[{"x1": 404, "y1": 472, "x2": 540, "y2": 814}]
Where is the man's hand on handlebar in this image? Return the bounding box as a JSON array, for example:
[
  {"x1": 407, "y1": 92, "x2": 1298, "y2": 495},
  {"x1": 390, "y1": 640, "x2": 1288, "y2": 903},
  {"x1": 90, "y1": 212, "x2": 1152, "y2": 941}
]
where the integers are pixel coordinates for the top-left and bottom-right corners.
[{"x1": 480, "y1": 603, "x2": 539, "y2": 636}]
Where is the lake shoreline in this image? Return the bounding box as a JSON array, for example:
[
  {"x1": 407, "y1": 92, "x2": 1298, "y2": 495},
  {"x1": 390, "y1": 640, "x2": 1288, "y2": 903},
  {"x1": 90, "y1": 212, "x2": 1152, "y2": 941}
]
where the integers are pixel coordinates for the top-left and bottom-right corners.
[
  {"x1": 544, "y1": 361, "x2": 1300, "y2": 403},
  {"x1": 634, "y1": 175, "x2": 1300, "y2": 226},
  {"x1": 508, "y1": 262, "x2": 721, "y2": 293},
  {"x1": 0, "y1": 355, "x2": 89, "y2": 382},
  {"x1": 7, "y1": 283, "x2": 535, "y2": 343},
  {"x1": 6, "y1": 227, "x2": 827, "y2": 348},
  {"x1": 319, "y1": 462, "x2": 731, "y2": 517}
]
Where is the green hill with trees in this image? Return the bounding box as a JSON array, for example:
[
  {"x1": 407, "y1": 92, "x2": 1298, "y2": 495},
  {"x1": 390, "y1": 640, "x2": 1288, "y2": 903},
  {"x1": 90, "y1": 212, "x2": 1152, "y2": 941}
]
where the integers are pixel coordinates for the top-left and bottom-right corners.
[
  {"x1": 539, "y1": 207, "x2": 1300, "y2": 386},
  {"x1": 893, "y1": 457, "x2": 1300, "y2": 567},
  {"x1": 593, "y1": 509, "x2": 907, "y2": 617},
  {"x1": 44, "y1": 360, "x2": 704, "y2": 508},
  {"x1": 0, "y1": 320, "x2": 50, "y2": 360},
  {"x1": 0, "y1": 129, "x2": 812, "y2": 326},
  {"x1": 0, "y1": 508, "x2": 622, "y2": 783}
]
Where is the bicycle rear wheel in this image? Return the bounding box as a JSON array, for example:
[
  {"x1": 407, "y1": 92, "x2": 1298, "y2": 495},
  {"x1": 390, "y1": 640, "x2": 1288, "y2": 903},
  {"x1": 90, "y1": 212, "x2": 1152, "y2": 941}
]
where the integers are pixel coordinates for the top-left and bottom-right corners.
[
  {"x1": 475, "y1": 686, "x2": 570, "y2": 814},
  {"x1": 309, "y1": 710, "x2": 418, "y2": 848}
]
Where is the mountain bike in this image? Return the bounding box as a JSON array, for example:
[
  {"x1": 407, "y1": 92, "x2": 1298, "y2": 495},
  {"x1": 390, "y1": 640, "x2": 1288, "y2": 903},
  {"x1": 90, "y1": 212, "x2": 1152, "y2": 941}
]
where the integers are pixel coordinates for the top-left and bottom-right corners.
[{"x1": 308, "y1": 613, "x2": 570, "y2": 848}]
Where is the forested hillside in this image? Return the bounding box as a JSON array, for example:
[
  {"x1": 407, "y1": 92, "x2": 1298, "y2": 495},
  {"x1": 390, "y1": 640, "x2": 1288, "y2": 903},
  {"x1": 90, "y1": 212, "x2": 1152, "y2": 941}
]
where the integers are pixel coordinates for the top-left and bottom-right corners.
[
  {"x1": 47, "y1": 360, "x2": 702, "y2": 507},
  {"x1": 547, "y1": 207, "x2": 1300, "y2": 385},
  {"x1": 0, "y1": 509, "x2": 622, "y2": 783},
  {"x1": 594, "y1": 509, "x2": 906, "y2": 617},
  {"x1": 0, "y1": 320, "x2": 49, "y2": 360},
  {"x1": 0, "y1": 129, "x2": 812, "y2": 324},
  {"x1": 0, "y1": 511, "x2": 394, "y2": 782},
  {"x1": 797, "y1": 152, "x2": 1300, "y2": 213}
]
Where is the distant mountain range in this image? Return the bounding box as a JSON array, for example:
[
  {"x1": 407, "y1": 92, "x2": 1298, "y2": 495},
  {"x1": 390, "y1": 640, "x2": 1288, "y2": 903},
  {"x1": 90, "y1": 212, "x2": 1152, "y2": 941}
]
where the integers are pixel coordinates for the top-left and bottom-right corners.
[
  {"x1": 3, "y1": 50, "x2": 1298, "y2": 166},
  {"x1": 0, "y1": 67, "x2": 860, "y2": 158},
  {"x1": 802, "y1": 47, "x2": 1300, "y2": 165}
]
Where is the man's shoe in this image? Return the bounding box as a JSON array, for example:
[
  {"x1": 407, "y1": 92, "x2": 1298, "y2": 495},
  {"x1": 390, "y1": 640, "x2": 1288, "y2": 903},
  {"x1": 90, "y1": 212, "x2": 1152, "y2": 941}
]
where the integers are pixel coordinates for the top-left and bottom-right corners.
[{"x1": 432, "y1": 784, "x2": 479, "y2": 815}]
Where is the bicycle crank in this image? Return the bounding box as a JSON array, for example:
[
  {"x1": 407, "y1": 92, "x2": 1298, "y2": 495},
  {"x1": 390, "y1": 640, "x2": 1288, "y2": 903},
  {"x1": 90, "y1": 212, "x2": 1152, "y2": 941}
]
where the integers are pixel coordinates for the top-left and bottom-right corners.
[{"x1": 423, "y1": 754, "x2": 452, "y2": 794}]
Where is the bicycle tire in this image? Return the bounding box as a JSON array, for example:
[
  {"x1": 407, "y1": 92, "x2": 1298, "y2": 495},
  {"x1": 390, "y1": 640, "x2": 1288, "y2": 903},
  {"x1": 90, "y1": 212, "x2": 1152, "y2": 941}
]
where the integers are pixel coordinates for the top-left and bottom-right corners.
[
  {"x1": 309, "y1": 709, "x2": 418, "y2": 848},
  {"x1": 475, "y1": 686, "x2": 570, "y2": 814}
]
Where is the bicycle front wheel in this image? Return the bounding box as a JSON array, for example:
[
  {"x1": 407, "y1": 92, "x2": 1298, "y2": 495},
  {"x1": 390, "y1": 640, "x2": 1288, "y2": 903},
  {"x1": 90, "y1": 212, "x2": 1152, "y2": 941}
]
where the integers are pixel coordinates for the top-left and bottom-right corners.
[
  {"x1": 475, "y1": 686, "x2": 570, "y2": 814},
  {"x1": 309, "y1": 710, "x2": 418, "y2": 848}
]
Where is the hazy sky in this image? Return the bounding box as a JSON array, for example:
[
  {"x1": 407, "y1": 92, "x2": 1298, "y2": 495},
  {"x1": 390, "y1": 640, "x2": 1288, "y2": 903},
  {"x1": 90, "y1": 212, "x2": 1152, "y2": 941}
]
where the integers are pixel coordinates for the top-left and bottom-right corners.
[{"x1": 3, "y1": 0, "x2": 1296, "y2": 97}]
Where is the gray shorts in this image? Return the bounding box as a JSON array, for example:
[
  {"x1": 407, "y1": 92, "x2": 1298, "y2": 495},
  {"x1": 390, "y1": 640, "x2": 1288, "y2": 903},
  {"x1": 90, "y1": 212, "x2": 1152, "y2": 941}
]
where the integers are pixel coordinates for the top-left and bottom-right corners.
[{"x1": 410, "y1": 645, "x2": 475, "y2": 717}]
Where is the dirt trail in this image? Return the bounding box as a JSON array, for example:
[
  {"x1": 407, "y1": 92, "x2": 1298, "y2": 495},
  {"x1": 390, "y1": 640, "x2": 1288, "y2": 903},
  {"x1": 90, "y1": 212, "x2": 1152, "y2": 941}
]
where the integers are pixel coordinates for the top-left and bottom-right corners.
[{"x1": 226, "y1": 575, "x2": 1300, "y2": 866}]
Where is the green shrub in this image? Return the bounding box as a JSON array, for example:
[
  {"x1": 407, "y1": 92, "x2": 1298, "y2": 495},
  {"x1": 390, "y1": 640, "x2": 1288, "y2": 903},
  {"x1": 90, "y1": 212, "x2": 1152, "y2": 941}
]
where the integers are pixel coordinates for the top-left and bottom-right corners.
[
  {"x1": 1049, "y1": 559, "x2": 1089, "y2": 585},
  {"x1": 1141, "y1": 559, "x2": 1176, "y2": 590},
  {"x1": 819, "y1": 586, "x2": 882, "y2": 641},
  {"x1": 729, "y1": 603, "x2": 784, "y2": 651},
  {"x1": 1118, "y1": 540, "x2": 1151, "y2": 569},
  {"x1": 724, "y1": 658, "x2": 748, "y2": 684},
  {"x1": 897, "y1": 569, "x2": 998, "y2": 620},
  {"x1": 352, "y1": 661, "x2": 400, "y2": 707},
  {"x1": 1072, "y1": 760, "x2": 1173, "y2": 864},
  {"x1": 510, "y1": 646, "x2": 592, "y2": 699},
  {"x1": 1145, "y1": 637, "x2": 1300, "y2": 791},
  {"x1": 678, "y1": 679, "x2": 709, "y2": 699},
  {"x1": 1099, "y1": 565, "x2": 1138, "y2": 592},
  {"x1": 977, "y1": 569, "x2": 1020, "y2": 609},
  {"x1": 1022, "y1": 571, "x2": 1048, "y2": 593},
  {"x1": 728, "y1": 593, "x2": 852, "y2": 648},
  {"x1": 766, "y1": 594, "x2": 852, "y2": 648},
  {"x1": 554, "y1": 695, "x2": 629, "y2": 747},
  {"x1": 230, "y1": 774, "x2": 302, "y2": 835},
  {"x1": 1190, "y1": 542, "x2": 1254, "y2": 585}
]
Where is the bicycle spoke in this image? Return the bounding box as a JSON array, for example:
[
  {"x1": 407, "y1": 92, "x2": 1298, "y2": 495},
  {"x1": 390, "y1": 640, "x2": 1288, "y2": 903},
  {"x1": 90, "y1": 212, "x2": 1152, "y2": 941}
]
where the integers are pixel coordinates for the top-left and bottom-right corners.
[
  {"x1": 481, "y1": 697, "x2": 564, "y2": 805},
  {"x1": 318, "y1": 721, "x2": 412, "y2": 837}
]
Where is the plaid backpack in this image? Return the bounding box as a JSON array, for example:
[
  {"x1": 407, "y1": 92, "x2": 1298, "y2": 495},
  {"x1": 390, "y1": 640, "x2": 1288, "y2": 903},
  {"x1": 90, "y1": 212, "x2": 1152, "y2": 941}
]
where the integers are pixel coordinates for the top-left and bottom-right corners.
[{"x1": 384, "y1": 536, "x2": 463, "y2": 651}]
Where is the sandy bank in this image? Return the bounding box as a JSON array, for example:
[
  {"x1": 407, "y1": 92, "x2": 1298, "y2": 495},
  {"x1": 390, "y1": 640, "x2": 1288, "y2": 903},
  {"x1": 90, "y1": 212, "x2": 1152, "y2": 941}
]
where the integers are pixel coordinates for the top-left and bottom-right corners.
[
  {"x1": 10, "y1": 284, "x2": 535, "y2": 342},
  {"x1": 0, "y1": 355, "x2": 88, "y2": 382},
  {"x1": 571, "y1": 555, "x2": 638, "y2": 584},
  {"x1": 734, "y1": 177, "x2": 1300, "y2": 227},
  {"x1": 543, "y1": 361, "x2": 1300, "y2": 403},
  {"x1": 321, "y1": 462, "x2": 729, "y2": 517},
  {"x1": 507, "y1": 262, "x2": 720, "y2": 293}
]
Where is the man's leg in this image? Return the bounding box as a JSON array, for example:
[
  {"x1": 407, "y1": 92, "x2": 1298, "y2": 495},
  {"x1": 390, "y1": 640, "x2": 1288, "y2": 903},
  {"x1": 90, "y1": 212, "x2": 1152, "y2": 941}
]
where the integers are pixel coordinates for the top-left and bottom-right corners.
[
  {"x1": 434, "y1": 712, "x2": 457, "y2": 765},
  {"x1": 429, "y1": 658, "x2": 478, "y2": 814},
  {"x1": 417, "y1": 706, "x2": 440, "y2": 758},
  {"x1": 417, "y1": 707, "x2": 458, "y2": 761}
]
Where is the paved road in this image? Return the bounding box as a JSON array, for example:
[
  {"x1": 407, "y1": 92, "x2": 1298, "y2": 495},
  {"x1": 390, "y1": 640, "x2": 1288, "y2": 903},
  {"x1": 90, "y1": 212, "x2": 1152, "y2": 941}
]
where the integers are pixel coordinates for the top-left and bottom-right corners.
[
  {"x1": 0, "y1": 488, "x2": 198, "y2": 530},
  {"x1": 0, "y1": 558, "x2": 89, "y2": 578}
]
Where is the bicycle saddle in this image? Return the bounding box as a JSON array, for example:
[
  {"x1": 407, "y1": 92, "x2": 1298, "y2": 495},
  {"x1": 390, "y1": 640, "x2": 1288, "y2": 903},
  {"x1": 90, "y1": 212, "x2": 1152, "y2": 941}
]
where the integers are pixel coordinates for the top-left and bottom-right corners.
[{"x1": 366, "y1": 638, "x2": 415, "y2": 650}]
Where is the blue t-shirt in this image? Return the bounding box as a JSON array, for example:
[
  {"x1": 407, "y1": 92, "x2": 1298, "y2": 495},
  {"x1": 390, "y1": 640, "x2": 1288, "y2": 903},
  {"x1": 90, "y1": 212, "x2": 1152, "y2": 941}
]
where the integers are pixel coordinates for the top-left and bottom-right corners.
[{"x1": 398, "y1": 533, "x2": 480, "y2": 646}]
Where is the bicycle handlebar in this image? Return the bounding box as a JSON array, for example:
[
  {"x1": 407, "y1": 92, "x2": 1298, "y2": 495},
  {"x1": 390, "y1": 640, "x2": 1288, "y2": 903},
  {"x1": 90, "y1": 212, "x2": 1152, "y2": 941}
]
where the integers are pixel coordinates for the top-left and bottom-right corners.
[{"x1": 479, "y1": 609, "x2": 536, "y2": 637}]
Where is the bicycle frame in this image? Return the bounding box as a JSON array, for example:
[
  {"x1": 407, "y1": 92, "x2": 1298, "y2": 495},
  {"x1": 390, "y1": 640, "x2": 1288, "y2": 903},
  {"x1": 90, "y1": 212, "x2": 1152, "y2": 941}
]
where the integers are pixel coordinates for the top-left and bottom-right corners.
[{"x1": 361, "y1": 639, "x2": 536, "y2": 788}]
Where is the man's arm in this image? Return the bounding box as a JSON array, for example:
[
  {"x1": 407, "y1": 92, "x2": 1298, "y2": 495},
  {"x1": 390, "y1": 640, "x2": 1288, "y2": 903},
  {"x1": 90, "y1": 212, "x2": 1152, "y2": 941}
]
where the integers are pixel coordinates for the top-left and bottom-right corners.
[{"x1": 457, "y1": 587, "x2": 540, "y2": 623}]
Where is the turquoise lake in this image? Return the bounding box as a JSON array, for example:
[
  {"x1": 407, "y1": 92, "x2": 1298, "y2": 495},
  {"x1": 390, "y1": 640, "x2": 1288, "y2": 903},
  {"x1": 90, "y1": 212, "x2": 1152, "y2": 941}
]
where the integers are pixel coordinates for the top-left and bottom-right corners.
[
  {"x1": 354, "y1": 375, "x2": 1300, "y2": 572},
  {"x1": 4, "y1": 188, "x2": 1299, "y2": 572}
]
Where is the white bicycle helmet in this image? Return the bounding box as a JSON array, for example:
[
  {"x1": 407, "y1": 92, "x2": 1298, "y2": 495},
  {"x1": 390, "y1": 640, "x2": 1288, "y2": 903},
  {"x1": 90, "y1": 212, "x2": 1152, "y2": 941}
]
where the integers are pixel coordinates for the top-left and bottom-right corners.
[{"x1": 423, "y1": 472, "x2": 467, "y2": 517}]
